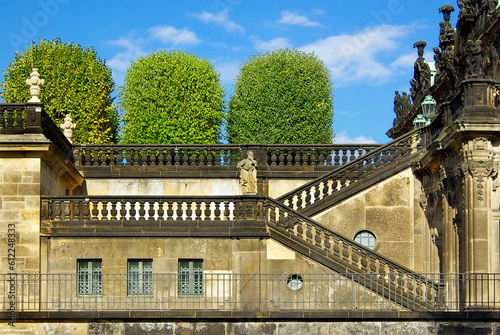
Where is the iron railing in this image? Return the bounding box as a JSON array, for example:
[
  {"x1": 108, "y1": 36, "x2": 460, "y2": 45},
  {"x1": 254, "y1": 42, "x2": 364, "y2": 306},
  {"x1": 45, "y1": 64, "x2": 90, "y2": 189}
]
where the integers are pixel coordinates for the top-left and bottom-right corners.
[{"x1": 1, "y1": 273, "x2": 498, "y2": 312}]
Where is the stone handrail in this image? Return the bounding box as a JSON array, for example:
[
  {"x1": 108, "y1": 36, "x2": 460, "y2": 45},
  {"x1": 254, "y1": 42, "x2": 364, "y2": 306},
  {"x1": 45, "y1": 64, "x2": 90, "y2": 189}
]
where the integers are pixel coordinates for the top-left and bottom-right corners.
[
  {"x1": 0, "y1": 103, "x2": 74, "y2": 162},
  {"x1": 75, "y1": 144, "x2": 379, "y2": 168},
  {"x1": 41, "y1": 195, "x2": 265, "y2": 222},
  {"x1": 277, "y1": 129, "x2": 422, "y2": 215},
  {"x1": 264, "y1": 197, "x2": 441, "y2": 309}
]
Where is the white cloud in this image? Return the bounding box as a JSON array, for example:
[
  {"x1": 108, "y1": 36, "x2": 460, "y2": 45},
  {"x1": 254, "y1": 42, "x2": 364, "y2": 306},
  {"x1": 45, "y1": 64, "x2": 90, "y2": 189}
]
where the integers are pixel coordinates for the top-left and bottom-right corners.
[
  {"x1": 252, "y1": 36, "x2": 292, "y2": 52},
  {"x1": 106, "y1": 37, "x2": 146, "y2": 73},
  {"x1": 278, "y1": 11, "x2": 320, "y2": 27},
  {"x1": 312, "y1": 9, "x2": 325, "y2": 15},
  {"x1": 300, "y1": 24, "x2": 412, "y2": 85},
  {"x1": 334, "y1": 130, "x2": 378, "y2": 144},
  {"x1": 149, "y1": 25, "x2": 200, "y2": 45},
  {"x1": 213, "y1": 59, "x2": 240, "y2": 85},
  {"x1": 390, "y1": 52, "x2": 415, "y2": 69},
  {"x1": 192, "y1": 9, "x2": 244, "y2": 33}
]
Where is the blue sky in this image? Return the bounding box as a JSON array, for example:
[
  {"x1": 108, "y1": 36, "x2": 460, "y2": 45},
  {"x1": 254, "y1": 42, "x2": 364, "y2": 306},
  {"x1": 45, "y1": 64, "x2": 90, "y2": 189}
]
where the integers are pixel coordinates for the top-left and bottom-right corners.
[{"x1": 0, "y1": 0, "x2": 458, "y2": 144}]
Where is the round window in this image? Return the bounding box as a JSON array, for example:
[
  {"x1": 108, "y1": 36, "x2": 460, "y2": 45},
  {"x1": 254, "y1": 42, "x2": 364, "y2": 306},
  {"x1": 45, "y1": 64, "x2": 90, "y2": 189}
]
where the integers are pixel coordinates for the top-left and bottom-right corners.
[
  {"x1": 286, "y1": 274, "x2": 304, "y2": 291},
  {"x1": 354, "y1": 230, "x2": 377, "y2": 250}
]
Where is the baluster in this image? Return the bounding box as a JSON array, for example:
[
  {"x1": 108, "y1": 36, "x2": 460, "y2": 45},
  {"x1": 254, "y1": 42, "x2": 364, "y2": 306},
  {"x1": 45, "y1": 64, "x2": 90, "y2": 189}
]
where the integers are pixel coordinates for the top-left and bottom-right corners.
[
  {"x1": 138, "y1": 200, "x2": 146, "y2": 220},
  {"x1": 101, "y1": 201, "x2": 109, "y2": 220},
  {"x1": 109, "y1": 200, "x2": 118, "y2": 220},
  {"x1": 206, "y1": 150, "x2": 213, "y2": 166},
  {"x1": 204, "y1": 202, "x2": 212, "y2": 220},
  {"x1": 116, "y1": 149, "x2": 124, "y2": 166},
  {"x1": 100, "y1": 150, "x2": 107, "y2": 166},
  {"x1": 286, "y1": 149, "x2": 293, "y2": 166},
  {"x1": 278, "y1": 150, "x2": 285, "y2": 166},
  {"x1": 148, "y1": 201, "x2": 156, "y2": 220},
  {"x1": 323, "y1": 234, "x2": 331, "y2": 253},
  {"x1": 141, "y1": 149, "x2": 148, "y2": 166},
  {"x1": 5, "y1": 109, "x2": 13, "y2": 130},
  {"x1": 304, "y1": 188, "x2": 312, "y2": 206},
  {"x1": 295, "y1": 193, "x2": 303, "y2": 210},
  {"x1": 174, "y1": 149, "x2": 180, "y2": 166},
  {"x1": 270, "y1": 150, "x2": 277, "y2": 166},
  {"x1": 82, "y1": 200, "x2": 90, "y2": 220},
  {"x1": 131, "y1": 150, "x2": 138, "y2": 166},
  {"x1": 310, "y1": 149, "x2": 317, "y2": 166},
  {"x1": 351, "y1": 251, "x2": 359, "y2": 269},
  {"x1": 158, "y1": 149, "x2": 165, "y2": 166},
  {"x1": 84, "y1": 149, "x2": 92, "y2": 166},
  {"x1": 294, "y1": 149, "x2": 301, "y2": 166},
  {"x1": 108, "y1": 149, "x2": 115, "y2": 166},
  {"x1": 317, "y1": 149, "x2": 325, "y2": 166},
  {"x1": 166, "y1": 202, "x2": 174, "y2": 221},
  {"x1": 223, "y1": 201, "x2": 230, "y2": 220},
  {"x1": 214, "y1": 201, "x2": 221, "y2": 220},
  {"x1": 165, "y1": 149, "x2": 173, "y2": 166},
  {"x1": 194, "y1": 201, "x2": 202, "y2": 220},
  {"x1": 73, "y1": 200, "x2": 80, "y2": 220},
  {"x1": 295, "y1": 221, "x2": 304, "y2": 240},
  {"x1": 91, "y1": 200, "x2": 99, "y2": 220},
  {"x1": 179, "y1": 201, "x2": 187, "y2": 220},
  {"x1": 61, "y1": 200, "x2": 71, "y2": 220},
  {"x1": 341, "y1": 150, "x2": 348, "y2": 165},
  {"x1": 325, "y1": 149, "x2": 333, "y2": 166},
  {"x1": 313, "y1": 182, "x2": 322, "y2": 202},
  {"x1": 189, "y1": 149, "x2": 197, "y2": 166},
  {"x1": 332, "y1": 149, "x2": 340, "y2": 166},
  {"x1": 332, "y1": 240, "x2": 341, "y2": 257},
  {"x1": 181, "y1": 149, "x2": 189, "y2": 166},
  {"x1": 129, "y1": 201, "x2": 137, "y2": 220},
  {"x1": 329, "y1": 179, "x2": 338, "y2": 196},
  {"x1": 185, "y1": 202, "x2": 193, "y2": 220},
  {"x1": 314, "y1": 227, "x2": 322, "y2": 248},
  {"x1": 157, "y1": 201, "x2": 165, "y2": 220},
  {"x1": 305, "y1": 224, "x2": 313, "y2": 243},
  {"x1": 214, "y1": 149, "x2": 221, "y2": 166}
]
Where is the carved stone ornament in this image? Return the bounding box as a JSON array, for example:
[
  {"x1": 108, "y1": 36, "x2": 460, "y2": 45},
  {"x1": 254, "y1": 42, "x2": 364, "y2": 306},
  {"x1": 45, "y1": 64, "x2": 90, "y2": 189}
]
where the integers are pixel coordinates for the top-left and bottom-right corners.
[
  {"x1": 412, "y1": 41, "x2": 431, "y2": 102},
  {"x1": 60, "y1": 114, "x2": 76, "y2": 143},
  {"x1": 460, "y1": 161, "x2": 497, "y2": 202},
  {"x1": 25, "y1": 68, "x2": 45, "y2": 103},
  {"x1": 458, "y1": 0, "x2": 477, "y2": 18},
  {"x1": 473, "y1": 137, "x2": 489, "y2": 150},
  {"x1": 237, "y1": 150, "x2": 258, "y2": 195}
]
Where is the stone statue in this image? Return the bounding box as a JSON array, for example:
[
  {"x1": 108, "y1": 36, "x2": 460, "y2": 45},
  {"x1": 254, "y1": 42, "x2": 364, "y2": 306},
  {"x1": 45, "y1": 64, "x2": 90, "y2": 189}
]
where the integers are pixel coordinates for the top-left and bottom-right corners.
[
  {"x1": 25, "y1": 68, "x2": 45, "y2": 103},
  {"x1": 439, "y1": 4, "x2": 455, "y2": 22},
  {"x1": 458, "y1": 0, "x2": 477, "y2": 17},
  {"x1": 237, "y1": 151, "x2": 258, "y2": 195},
  {"x1": 411, "y1": 41, "x2": 431, "y2": 102},
  {"x1": 483, "y1": 0, "x2": 498, "y2": 14},
  {"x1": 393, "y1": 91, "x2": 403, "y2": 117},
  {"x1": 466, "y1": 39, "x2": 484, "y2": 78},
  {"x1": 401, "y1": 92, "x2": 412, "y2": 116},
  {"x1": 60, "y1": 114, "x2": 76, "y2": 143}
]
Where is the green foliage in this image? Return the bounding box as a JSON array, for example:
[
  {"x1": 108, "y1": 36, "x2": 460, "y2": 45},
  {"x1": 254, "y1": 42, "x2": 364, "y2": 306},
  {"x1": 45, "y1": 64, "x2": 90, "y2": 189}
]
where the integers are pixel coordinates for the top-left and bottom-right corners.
[
  {"x1": 0, "y1": 38, "x2": 118, "y2": 144},
  {"x1": 119, "y1": 50, "x2": 226, "y2": 144},
  {"x1": 227, "y1": 49, "x2": 334, "y2": 144}
]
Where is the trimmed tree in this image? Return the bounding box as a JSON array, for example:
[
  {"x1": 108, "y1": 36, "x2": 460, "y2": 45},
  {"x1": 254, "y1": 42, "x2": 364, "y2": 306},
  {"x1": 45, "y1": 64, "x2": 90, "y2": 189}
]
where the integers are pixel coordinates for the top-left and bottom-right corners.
[
  {"x1": 227, "y1": 49, "x2": 334, "y2": 144},
  {"x1": 119, "y1": 50, "x2": 226, "y2": 144},
  {"x1": 0, "y1": 38, "x2": 118, "y2": 144}
]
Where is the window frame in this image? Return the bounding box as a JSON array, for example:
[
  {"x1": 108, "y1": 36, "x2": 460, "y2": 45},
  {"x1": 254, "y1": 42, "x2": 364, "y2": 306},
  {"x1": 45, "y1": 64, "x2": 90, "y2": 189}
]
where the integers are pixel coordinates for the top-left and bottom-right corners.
[
  {"x1": 354, "y1": 230, "x2": 377, "y2": 250},
  {"x1": 127, "y1": 259, "x2": 153, "y2": 296},
  {"x1": 178, "y1": 259, "x2": 204, "y2": 297},
  {"x1": 77, "y1": 259, "x2": 102, "y2": 296}
]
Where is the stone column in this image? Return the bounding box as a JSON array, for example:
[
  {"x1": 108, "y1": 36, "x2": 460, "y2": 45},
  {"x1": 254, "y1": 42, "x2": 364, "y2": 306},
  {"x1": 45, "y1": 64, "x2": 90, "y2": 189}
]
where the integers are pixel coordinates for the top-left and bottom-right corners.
[{"x1": 460, "y1": 154, "x2": 497, "y2": 307}]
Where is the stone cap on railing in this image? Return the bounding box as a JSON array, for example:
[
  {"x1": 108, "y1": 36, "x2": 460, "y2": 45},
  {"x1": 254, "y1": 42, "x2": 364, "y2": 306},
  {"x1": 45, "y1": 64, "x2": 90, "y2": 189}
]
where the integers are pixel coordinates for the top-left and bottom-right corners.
[{"x1": 0, "y1": 103, "x2": 74, "y2": 162}]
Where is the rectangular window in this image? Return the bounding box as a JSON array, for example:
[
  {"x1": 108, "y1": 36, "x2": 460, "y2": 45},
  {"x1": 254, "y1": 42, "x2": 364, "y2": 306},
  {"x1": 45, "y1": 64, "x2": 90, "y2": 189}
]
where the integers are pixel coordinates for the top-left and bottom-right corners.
[
  {"x1": 178, "y1": 259, "x2": 203, "y2": 296},
  {"x1": 77, "y1": 259, "x2": 102, "y2": 295},
  {"x1": 128, "y1": 259, "x2": 153, "y2": 295}
]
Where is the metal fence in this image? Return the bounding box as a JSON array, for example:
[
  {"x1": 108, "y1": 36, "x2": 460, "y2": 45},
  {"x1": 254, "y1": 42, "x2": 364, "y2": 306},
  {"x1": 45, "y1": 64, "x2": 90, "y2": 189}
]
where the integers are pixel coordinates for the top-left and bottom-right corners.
[{"x1": 1, "y1": 273, "x2": 499, "y2": 312}]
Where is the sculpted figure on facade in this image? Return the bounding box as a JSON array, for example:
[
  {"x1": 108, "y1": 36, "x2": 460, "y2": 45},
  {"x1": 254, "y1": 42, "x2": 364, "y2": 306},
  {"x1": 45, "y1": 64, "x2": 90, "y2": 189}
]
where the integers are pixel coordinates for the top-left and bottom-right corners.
[
  {"x1": 237, "y1": 150, "x2": 258, "y2": 194},
  {"x1": 483, "y1": 0, "x2": 498, "y2": 14},
  {"x1": 393, "y1": 91, "x2": 403, "y2": 125},
  {"x1": 466, "y1": 39, "x2": 485, "y2": 78},
  {"x1": 25, "y1": 68, "x2": 45, "y2": 103},
  {"x1": 458, "y1": 0, "x2": 477, "y2": 18},
  {"x1": 412, "y1": 41, "x2": 431, "y2": 102},
  {"x1": 60, "y1": 114, "x2": 76, "y2": 144}
]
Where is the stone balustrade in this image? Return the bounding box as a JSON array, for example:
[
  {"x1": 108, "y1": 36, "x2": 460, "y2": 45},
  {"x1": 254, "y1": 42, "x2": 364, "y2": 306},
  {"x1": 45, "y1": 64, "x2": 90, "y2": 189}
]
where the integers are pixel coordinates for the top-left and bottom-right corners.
[{"x1": 277, "y1": 129, "x2": 421, "y2": 215}]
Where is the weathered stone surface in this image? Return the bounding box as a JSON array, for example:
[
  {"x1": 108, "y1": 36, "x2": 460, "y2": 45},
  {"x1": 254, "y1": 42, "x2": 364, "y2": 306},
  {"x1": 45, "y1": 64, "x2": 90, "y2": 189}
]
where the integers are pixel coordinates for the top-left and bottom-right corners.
[
  {"x1": 175, "y1": 322, "x2": 225, "y2": 335},
  {"x1": 88, "y1": 321, "x2": 125, "y2": 335},
  {"x1": 124, "y1": 322, "x2": 173, "y2": 335},
  {"x1": 382, "y1": 321, "x2": 435, "y2": 335},
  {"x1": 437, "y1": 322, "x2": 492, "y2": 335},
  {"x1": 228, "y1": 323, "x2": 276, "y2": 335}
]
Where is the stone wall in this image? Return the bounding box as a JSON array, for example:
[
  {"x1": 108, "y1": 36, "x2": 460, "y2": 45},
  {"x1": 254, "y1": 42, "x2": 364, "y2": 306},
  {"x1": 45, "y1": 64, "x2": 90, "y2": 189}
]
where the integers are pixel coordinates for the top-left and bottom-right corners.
[
  {"x1": 312, "y1": 168, "x2": 435, "y2": 272},
  {"x1": 1, "y1": 320, "x2": 499, "y2": 334}
]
